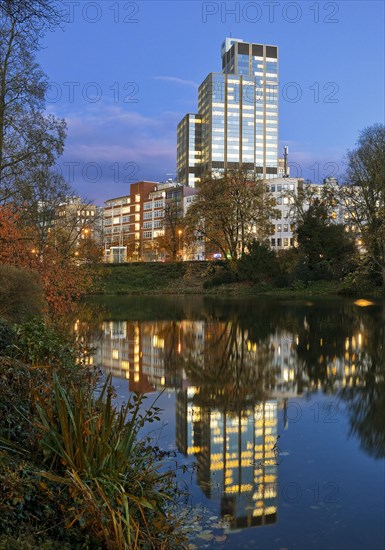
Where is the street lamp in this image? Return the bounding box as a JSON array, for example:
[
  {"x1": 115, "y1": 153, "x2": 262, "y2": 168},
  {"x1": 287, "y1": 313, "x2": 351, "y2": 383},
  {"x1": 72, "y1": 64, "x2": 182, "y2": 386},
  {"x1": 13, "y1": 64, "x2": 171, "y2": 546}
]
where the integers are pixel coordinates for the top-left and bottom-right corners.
[{"x1": 178, "y1": 229, "x2": 182, "y2": 261}]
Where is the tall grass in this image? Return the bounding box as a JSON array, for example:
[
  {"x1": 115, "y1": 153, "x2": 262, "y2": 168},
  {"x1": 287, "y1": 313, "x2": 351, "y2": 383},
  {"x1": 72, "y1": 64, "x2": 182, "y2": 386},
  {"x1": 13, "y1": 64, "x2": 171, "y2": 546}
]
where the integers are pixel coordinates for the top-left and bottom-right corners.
[{"x1": 34, "y1": 373, "x2": 183, "y2": 549}]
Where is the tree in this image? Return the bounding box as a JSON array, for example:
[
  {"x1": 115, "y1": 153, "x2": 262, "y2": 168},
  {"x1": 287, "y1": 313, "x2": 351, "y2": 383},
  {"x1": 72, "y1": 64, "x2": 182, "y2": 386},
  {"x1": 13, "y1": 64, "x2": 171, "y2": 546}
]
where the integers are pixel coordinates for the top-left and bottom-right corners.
[
  {"x1": 184, "y1": 171, "x2": 276, "y2": 263},
  {"x1": 284, "y1": 179, "x2": 339, "y2": 226},
  {"x1": 154, "y1": 201, "x2": 183, "y2": 261},
  {"x1": 237, "y1": 240, "x2": 279, "y2": 284},
  {"x1": 11, "y1": 168, "x2": 69, "y2": 252},
  {"x1": 0, "y1": 1, "x2": 61, "y2": 28},
  {"x1": 296, "y1": 200, "x2": 356, "y2": 280},
  {"x1": 0, "y1": 206, "x2": 92, "y2": 315},
  {"x1": 340, "y1": 124, "x2": 385, "y2": 285},
  {"x1": 0, "y1": 0, "x2": 65, "y2": 201}
]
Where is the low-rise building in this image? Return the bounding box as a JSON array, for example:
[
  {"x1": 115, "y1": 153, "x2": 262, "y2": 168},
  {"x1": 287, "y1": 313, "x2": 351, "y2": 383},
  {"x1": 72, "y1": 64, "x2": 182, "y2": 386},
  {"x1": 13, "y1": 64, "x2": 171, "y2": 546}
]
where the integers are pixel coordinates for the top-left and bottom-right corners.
[{"x1": 103, "y1": 181, "x2": 200, "y2": 263}]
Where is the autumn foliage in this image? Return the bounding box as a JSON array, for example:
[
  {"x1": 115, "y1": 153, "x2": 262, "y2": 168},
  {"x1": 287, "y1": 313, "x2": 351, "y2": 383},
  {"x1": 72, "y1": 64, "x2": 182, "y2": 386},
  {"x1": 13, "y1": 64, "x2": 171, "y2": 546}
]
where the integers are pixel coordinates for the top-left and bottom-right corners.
[{"x1": 0, "y1": 206, "x2": 92, "y2": 315}]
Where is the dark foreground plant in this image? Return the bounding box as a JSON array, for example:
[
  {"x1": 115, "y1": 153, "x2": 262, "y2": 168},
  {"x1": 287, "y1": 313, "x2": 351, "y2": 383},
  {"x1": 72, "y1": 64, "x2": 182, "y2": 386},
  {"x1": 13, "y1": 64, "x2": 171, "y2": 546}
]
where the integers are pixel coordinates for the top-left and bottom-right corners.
[
  {"x1": 35, "y1": 374, "x2": 183, "y2": 549},
  {"x1": 0, "y1": 318, "x2": 186, "y2": 549}
]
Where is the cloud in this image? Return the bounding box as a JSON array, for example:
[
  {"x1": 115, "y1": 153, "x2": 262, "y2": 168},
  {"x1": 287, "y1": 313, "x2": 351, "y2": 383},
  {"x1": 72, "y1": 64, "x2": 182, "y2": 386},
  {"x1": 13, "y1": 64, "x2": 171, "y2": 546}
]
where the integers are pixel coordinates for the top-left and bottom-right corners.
[
  {"x1": 54, "y1": 104, "x2": 179, "y2": 203},
  {"x1": 153, "y1": 76, "x2": 198, "y2": 88}
]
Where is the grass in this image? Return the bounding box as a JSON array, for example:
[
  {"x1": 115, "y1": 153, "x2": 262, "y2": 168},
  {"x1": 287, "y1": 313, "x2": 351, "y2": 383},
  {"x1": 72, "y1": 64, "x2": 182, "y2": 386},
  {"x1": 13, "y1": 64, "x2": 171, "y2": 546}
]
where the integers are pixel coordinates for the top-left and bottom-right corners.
[
  {"x1": 95, "y1": 261, "x2": 351, "y2": 298},
  {"x1": 34, "y1": 374, "x2": 181, "y2": 549},
  {"x1": 98, "y1": 262, "x2": 186, "y2": 294}
]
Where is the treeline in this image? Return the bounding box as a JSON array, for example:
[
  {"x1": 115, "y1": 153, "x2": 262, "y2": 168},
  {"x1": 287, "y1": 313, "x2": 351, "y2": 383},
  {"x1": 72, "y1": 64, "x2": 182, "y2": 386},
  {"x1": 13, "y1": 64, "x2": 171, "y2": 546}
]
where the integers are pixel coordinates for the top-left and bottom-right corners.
[{"x1": 185, "y1": 123, "x2": 385, "y2": 294}]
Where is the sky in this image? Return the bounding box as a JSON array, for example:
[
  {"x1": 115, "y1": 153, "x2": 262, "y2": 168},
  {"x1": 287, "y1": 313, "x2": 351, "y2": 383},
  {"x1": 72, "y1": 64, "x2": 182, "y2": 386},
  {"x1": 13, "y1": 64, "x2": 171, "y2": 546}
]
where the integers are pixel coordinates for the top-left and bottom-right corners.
[{"x1": 38, "y1": 0, "x2": 385, "y2": 205}]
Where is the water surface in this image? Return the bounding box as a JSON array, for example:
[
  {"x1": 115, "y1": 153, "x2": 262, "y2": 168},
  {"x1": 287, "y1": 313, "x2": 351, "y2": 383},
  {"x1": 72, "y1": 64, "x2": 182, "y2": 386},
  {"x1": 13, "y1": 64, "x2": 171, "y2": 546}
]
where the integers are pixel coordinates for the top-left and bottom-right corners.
[{"x1": 77, "y1": 296, "x2": 385, "y2": 550}]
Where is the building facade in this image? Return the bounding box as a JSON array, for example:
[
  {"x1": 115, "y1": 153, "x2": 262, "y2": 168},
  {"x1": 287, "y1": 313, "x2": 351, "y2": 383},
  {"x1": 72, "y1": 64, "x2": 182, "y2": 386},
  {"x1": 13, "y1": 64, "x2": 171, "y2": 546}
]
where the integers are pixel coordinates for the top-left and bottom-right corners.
[
  {"x1": 176, "y1": 114, "x2": 202, "y2": 187},
  {"x1": 103, "y1": 181, "x2": 200, "y2": 262},
  {"x1": 177, "y1": 38, "x2": 279, "y2": 185},
  {"x1": 56, "y1": 196, "x2": 102, "y2": 256},
  {"x1": 103, "y1": 181, "x2": 157, "y2": 263},
  {"x1": 266, "y1": 177, "x2": 302, "y2": 250}
]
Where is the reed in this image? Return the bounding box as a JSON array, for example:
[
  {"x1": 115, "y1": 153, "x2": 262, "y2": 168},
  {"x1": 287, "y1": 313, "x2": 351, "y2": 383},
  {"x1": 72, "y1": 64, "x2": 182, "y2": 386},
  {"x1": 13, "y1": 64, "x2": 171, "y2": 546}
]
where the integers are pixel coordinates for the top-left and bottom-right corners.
[{"x1": 34, "y1": 373, "x2": 182, "y2": 549}]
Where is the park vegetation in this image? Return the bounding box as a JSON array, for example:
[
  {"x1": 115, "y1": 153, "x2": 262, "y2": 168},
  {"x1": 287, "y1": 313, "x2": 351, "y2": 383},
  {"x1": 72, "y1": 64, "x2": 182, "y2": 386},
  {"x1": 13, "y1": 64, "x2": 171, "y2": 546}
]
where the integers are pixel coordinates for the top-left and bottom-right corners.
[
  {"x1": 0, "y1": 0, "x2": 384, "y2": 544},
  {"x1": 0, "y1": 2, "x2": 185, "y2": 548},
  {"x1": 0, "y1": 0, "x2": 100, "y2": 316},
  {"x1": 101, "y1": 121, "x2": 385, "y2": 297},
  {"x1": 0, "y1": 316, "x2": 186, "y2": 549},
  {"x1": 180, "y1": 125, "x2": 385, "y2": 295}
]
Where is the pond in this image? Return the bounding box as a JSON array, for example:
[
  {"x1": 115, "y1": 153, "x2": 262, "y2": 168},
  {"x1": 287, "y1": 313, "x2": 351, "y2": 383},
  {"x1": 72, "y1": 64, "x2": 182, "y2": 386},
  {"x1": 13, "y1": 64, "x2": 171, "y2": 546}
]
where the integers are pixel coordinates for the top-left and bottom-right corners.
[{"x1": 76, "y1": 296, "x2": 385, "y2": 550}]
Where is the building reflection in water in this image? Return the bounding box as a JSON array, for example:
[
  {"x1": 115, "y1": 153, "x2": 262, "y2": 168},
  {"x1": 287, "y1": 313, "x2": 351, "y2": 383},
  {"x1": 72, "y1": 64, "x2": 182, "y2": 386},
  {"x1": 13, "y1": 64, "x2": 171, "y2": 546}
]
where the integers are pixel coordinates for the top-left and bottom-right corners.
[
  {"x1": 177, "y1": 389, "x2": 278, "y2": 528},
  {"x1": 88, "y1": 319, "x2": 306, "y2": 530},
  {"x1": 83, "y1": 314, "x2": 370, "y2": 529}
]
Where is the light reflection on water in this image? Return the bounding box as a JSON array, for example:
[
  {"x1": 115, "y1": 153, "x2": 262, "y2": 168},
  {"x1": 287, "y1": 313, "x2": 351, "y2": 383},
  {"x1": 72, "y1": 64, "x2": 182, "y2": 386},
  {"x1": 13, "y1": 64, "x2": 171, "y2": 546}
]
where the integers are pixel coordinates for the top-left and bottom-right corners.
[{"x1": 76, "y1": 296, "x2": 385, "y2": 549}]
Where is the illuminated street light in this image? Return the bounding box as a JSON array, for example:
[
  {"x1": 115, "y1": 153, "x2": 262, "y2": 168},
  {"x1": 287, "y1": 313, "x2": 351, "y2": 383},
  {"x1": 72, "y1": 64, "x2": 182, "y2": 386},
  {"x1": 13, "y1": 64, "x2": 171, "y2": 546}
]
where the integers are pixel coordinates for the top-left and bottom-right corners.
[{"x1": 178, "y1": 229, "x2": 182, "y2": 261}]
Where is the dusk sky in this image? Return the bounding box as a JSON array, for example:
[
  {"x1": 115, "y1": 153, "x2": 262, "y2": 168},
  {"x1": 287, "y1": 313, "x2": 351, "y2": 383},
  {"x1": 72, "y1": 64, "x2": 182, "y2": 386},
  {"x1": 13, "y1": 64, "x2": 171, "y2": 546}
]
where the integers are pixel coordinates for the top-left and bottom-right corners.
[{"x1": 38, "y1": 1, "x2": 384, "y2": 205}]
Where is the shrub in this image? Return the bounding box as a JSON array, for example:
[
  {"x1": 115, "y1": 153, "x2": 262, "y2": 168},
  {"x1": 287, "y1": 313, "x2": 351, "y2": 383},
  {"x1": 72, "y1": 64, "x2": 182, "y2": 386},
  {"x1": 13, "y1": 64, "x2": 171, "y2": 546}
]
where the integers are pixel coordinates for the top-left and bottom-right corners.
[
  {"x1": 0, "y1": 318, "x2": 17, "y2": 354},
  {"x1": 203, "y1": 264, "x2": 237, "y2": 288},
  {"x1": 13, "y1": 318, "x2": 74, "y2": 367},
  {"x1": 0, "y1": 264, "x2": 45, "y2": 322},
  {"x1": 237, "y1": 241, "x2": 278, "y2": 284},
  {"x1": 0, "y1": 318, "x2": 185, "y2": 549},
  {"x1": 0, "y1": 356, "x2": 47, "y2": 448}
]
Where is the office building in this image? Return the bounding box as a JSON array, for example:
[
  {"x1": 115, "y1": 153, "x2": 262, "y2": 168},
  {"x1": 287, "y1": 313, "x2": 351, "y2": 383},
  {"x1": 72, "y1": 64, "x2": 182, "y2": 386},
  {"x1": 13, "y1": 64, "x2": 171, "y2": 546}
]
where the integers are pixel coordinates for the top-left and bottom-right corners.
[
  {"x1": 103, "y1": 181, "x2": 199, "y2": 262},
  {"x1": 177, "y1": 38, "x2": 279, "y2": 185}
]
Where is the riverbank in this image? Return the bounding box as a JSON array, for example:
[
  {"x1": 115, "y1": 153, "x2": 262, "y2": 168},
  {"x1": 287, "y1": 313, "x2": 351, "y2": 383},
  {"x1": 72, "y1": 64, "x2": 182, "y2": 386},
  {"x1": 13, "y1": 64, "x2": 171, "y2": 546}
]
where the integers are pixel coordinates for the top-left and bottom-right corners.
[
  {"x1": 93, "y1": 261, "x2": 363, "y2": 298},
  {"x1": 0, "y1": 318, "x2": 186, "y2": 549}
]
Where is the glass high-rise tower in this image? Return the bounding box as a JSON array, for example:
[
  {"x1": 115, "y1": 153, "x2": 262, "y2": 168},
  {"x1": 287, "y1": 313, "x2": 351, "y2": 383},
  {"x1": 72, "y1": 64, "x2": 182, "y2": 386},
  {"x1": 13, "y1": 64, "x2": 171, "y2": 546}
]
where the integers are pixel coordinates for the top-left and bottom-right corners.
[{"x1": 177, "y1": 38, "x2": 279, "y2": 186}]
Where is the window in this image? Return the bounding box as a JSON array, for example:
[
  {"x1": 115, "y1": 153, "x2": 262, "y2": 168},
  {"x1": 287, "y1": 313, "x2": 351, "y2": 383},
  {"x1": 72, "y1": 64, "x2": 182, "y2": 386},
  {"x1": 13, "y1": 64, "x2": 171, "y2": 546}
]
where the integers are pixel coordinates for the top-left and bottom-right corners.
[
  {"x1": 143, "y1": 231, "x2": 152, "y2": 239},
  {"x1": 143, "y1": 221, "x2": 152, "y2": 229}
]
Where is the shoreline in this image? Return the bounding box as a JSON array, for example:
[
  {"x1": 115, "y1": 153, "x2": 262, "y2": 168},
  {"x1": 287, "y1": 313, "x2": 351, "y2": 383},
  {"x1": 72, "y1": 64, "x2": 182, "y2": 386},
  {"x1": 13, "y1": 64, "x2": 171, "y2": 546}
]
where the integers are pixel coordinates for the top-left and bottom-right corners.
[{"x1": 88, "y1": 262, "x2": 384, "y2": 301}]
